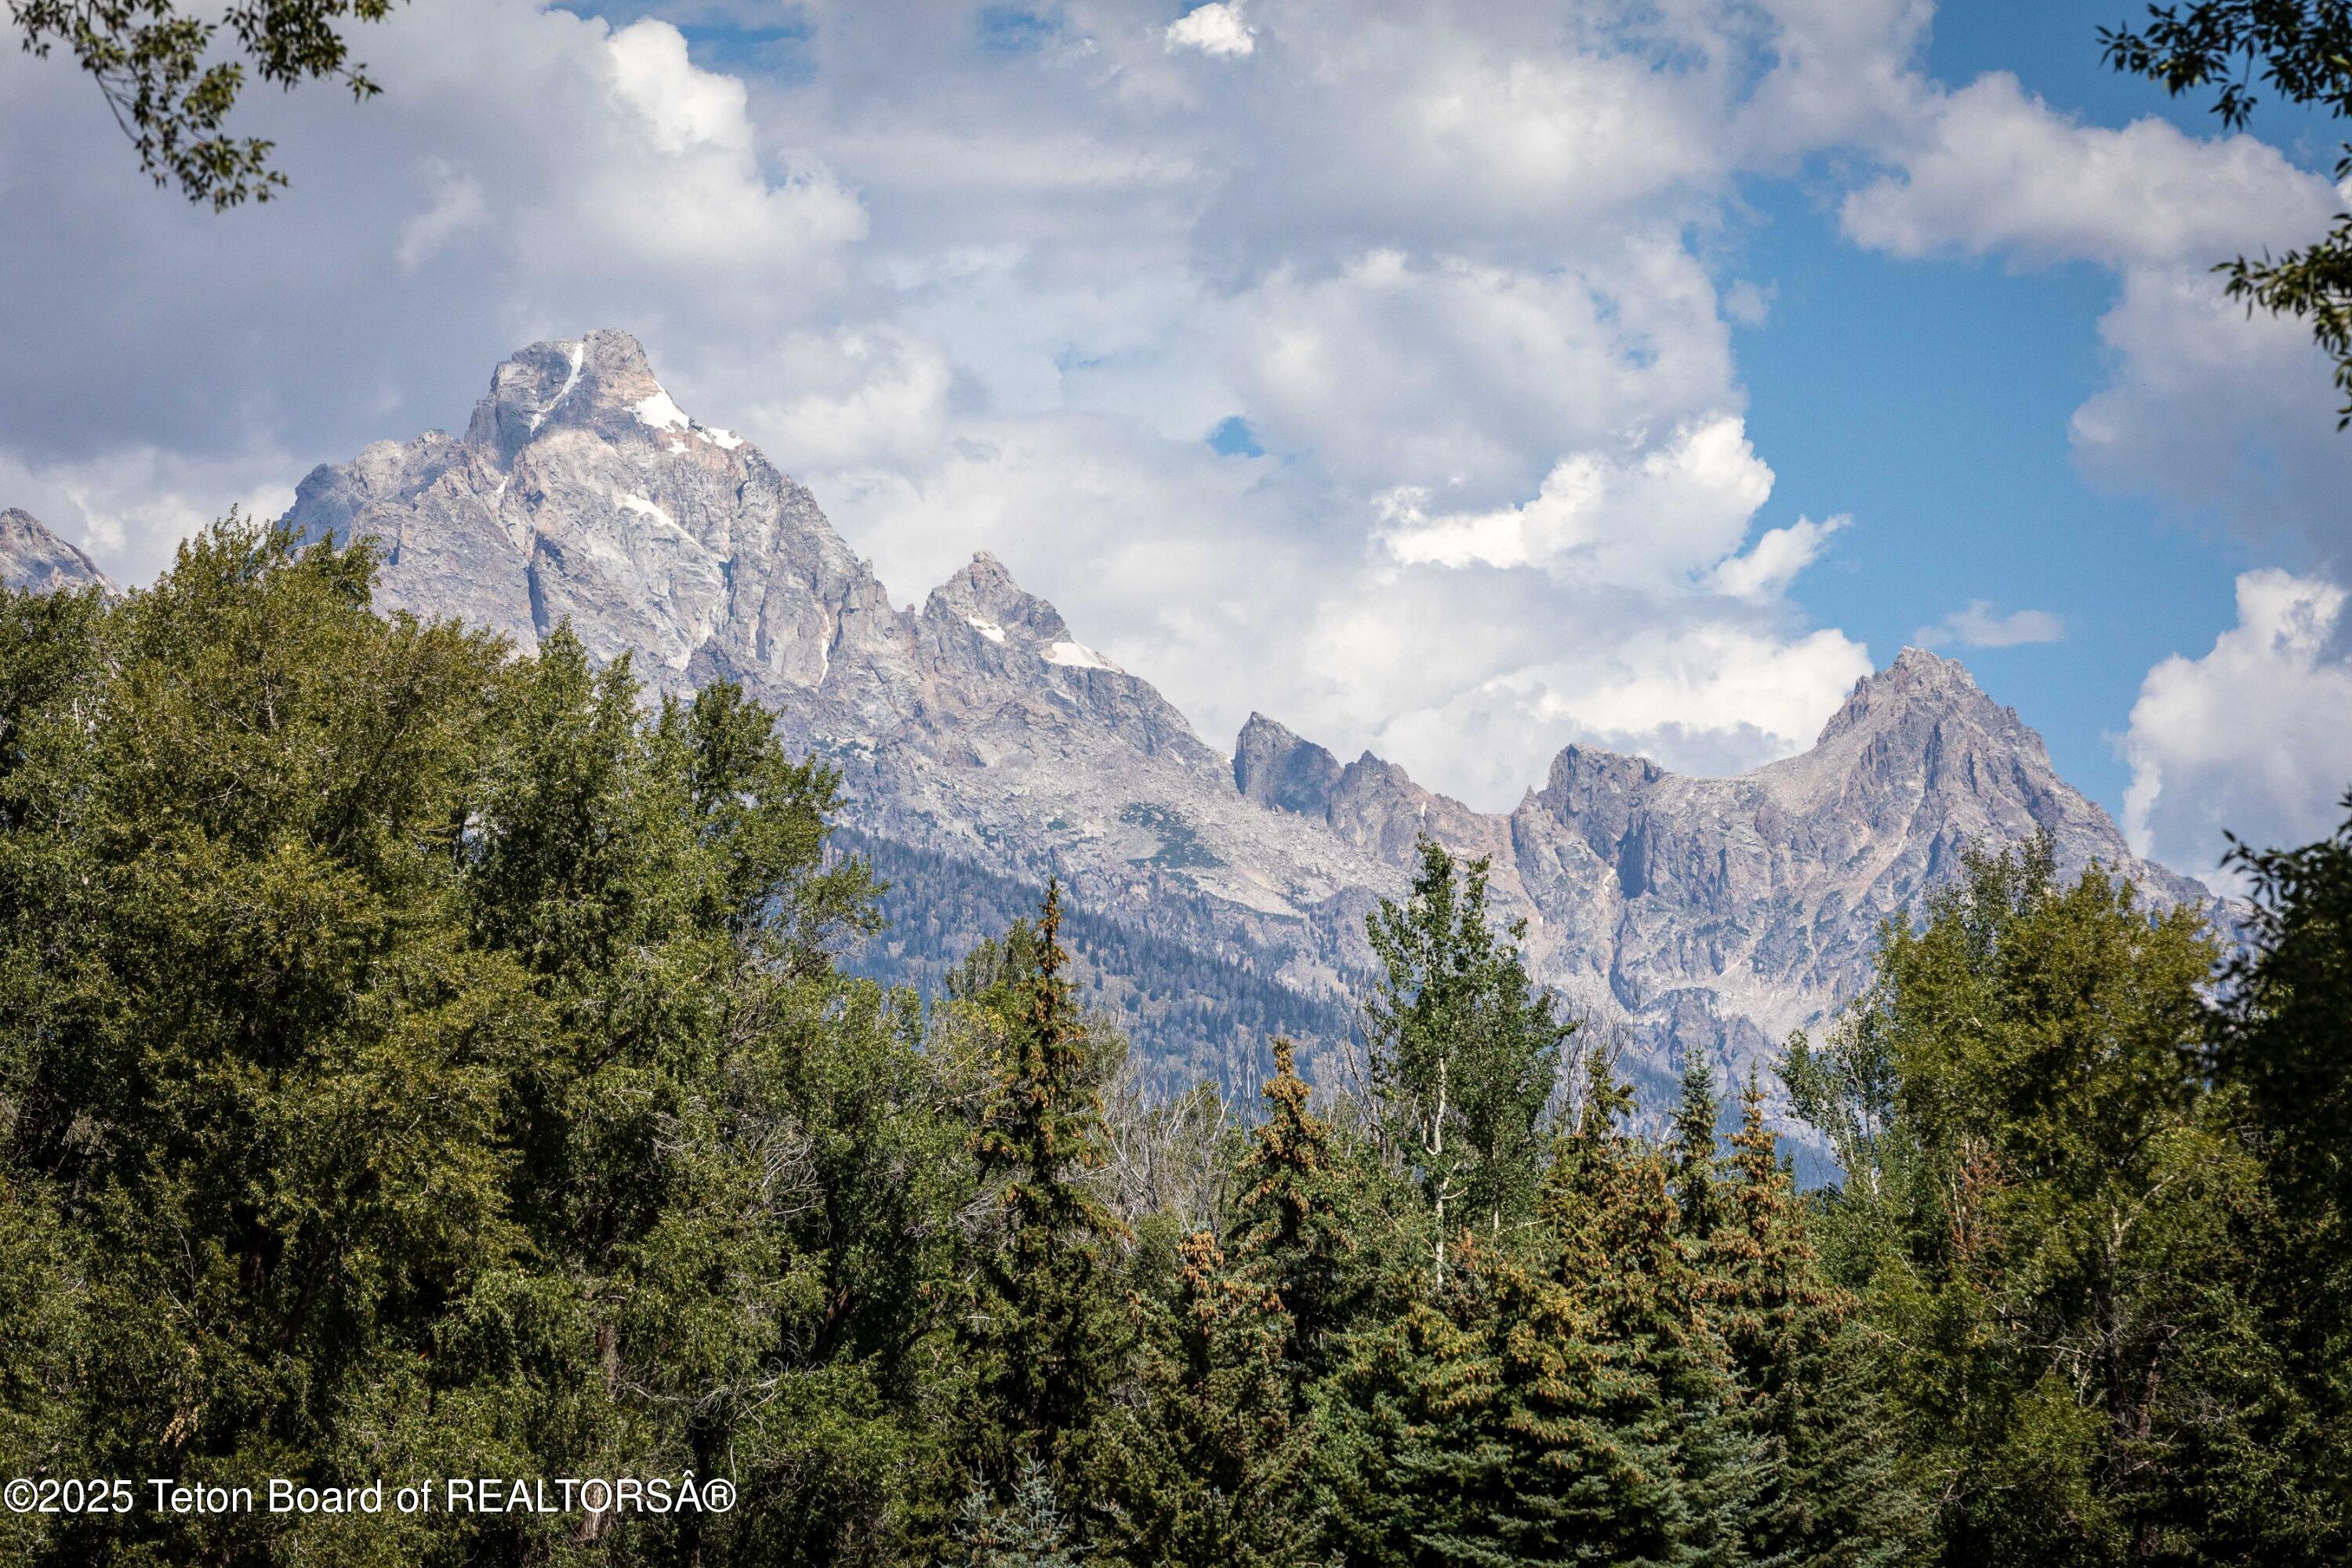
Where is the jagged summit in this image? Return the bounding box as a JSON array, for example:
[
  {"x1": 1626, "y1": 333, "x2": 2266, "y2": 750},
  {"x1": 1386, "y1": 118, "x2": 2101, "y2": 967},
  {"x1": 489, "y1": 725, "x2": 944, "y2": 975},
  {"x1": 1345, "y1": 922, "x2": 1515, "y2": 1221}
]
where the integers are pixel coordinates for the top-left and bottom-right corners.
[
  {"x1": 0, "y1": 509, "x2": 108, "y2": 593},
  {"x1": 1233, "y1": 713, "x2": 1342, "y2": 812},
  {"x1": 463, "y1": 330, "x2": 749, "y2": 473},
  {"x1": 287, "y1": 328, "x2": 868, "y2": 681},
  {"x1": 260, "y1": 327, "x2": 2216, "y2": 1105},
  {"x1": 1816, "y1": 644, "x2": 2020, "y2": 747},
  {"x1": 1219, "y1": 646, "x2": 2212, "y2": 1083},
  {"x1": 931, "y1": 551, "x2": 1078, "y2": 648}
]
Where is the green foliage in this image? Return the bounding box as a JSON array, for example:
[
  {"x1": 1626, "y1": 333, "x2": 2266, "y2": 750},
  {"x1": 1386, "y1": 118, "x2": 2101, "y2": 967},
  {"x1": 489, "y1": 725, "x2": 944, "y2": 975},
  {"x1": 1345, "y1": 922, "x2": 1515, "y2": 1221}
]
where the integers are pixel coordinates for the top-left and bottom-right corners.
[
  {"x1": 1366, "y1": 837, "x2": 1574, "y2": 1264},
  {"x1": 10, "y1": 0, "x2": 404, "y2": 208},
  {"x1": 1229, "y1": 1038, "x2": 1367, "y2": 1381},
  {"x1": 952, "y1": 884, "x2": 1134, "y2": 1512},
  {"x1": 1672, "y1": 1058, "x2": 1726, "y2": 1243},
  {"x1": 955, "y1": 1460, "x2": 1080, "y2": 1568},
  {"x1": 3, "y1": 515, "x2": 2343, "y2": 1567},
  {"x1": 0, "y1": 517, "x2": 960, "y2": 1564},
  {"x1": 2101, "y1": 2, "x2": 2352, "y2": 424},
  {"x1": 1319, "y1": 1058, "x2": 1752, "y2": 1568},
  {"x1": 1710, "y1": 1078, "x2": 1925, "y2": 1568},
  {"x1": 2219, "y1": 793, "x2": 2352, "y2": 1232},
  {"x1": 2212, "y1": 793, "x2": 2352, "y2": 1538},
  {"x1": 1099, "y1": 1229, "x2": 1310, "y2": 1568},
  {"x1": 1788, "y1": 839, "x2": 2339, "y2": 1566}
]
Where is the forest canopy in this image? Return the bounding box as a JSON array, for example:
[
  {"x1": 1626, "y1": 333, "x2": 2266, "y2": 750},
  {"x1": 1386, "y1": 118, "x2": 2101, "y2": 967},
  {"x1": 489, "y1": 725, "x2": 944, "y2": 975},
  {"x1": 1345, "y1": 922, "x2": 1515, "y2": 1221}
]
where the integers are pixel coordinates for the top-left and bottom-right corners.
[{"x1": 0, "y1": 520, "x2": 2345, "y2": 1566}]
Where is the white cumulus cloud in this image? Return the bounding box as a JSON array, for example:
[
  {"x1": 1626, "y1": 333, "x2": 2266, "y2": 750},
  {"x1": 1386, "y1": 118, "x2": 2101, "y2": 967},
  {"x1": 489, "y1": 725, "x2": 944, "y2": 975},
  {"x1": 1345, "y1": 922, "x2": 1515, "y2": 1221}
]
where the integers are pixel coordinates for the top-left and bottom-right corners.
[
  {"x1": 1841, "y1": 72, "x2": 2328, "y2": 268},
  {"x1": 0, "y1": 0, "x2": 1939, "y2": 803},
  {"x1": 1166, "y1": 2, "x2": 1255, "y2": 58},
  {"x1": 1841, "y1": 70, "x2": 2352, "y2": 548},
  {"x1": 1711, "y1": 515, "x2": 1846, "y2": 602},
  {"x1": 1377, "y1": 416, "x2": 1774, "y2": 589},
  {"x1": 2123, "y1": 569, "x2": 2352, "y2": 887}
]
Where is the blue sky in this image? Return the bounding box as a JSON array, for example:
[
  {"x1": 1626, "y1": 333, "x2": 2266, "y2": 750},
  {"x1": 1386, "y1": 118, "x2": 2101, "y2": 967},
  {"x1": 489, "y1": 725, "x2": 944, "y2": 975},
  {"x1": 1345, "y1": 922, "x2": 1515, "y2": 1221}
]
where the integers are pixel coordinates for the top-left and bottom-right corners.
[
  {"x1": 1735, "y1": 2, "x2": 2336, "y2": 822},
  {"x1": 2, "y1": 0, "x2": 2348, "y2": 886}
]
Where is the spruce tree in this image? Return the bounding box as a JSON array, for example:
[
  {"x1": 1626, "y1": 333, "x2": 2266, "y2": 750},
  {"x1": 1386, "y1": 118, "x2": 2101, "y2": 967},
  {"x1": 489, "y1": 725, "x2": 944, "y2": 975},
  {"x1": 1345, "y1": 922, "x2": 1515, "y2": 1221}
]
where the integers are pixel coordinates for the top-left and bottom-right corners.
[
  {"x1": 1102, "y1": 1229, "x2": 1311, "y2": 1568},
  {"x1": 1229, "y1": 1037, "x2": 1361, "y2": 1381},
  {"x1": 1711, "y1": 1076, "x2": 1922, "y2": 1568},
  {"x1": 1545, "y1": 1083, "x2": 1754, "y2": 1568},
  {"x1": 959, "y1": 884, "x2": 1132, "y2": 1504},
  {"x1": 1312, "y1": 1242, "x2": 1514, "y2": 1568},
  {"x1": 1671, "y1": 1056, "x2": 1726, "y2": 1246},
  {"x1": 1321, "y1": 1056, "x2": 1753, "y2": 1568}
]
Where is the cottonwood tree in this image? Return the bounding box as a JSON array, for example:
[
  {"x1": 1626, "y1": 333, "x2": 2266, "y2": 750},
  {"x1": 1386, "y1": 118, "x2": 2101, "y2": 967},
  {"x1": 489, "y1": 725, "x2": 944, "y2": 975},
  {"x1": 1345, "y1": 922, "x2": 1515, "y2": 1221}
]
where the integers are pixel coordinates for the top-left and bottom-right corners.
[
  {"x1": 2103, "y1": 2, "x2": 2352, "y2": 423},
  {"x1": 1363, "y1": 837, "x2": 1572, "y2": 1275},
  {"x1": 10, "y1": 0, "x2": 403, "y2": 207}
]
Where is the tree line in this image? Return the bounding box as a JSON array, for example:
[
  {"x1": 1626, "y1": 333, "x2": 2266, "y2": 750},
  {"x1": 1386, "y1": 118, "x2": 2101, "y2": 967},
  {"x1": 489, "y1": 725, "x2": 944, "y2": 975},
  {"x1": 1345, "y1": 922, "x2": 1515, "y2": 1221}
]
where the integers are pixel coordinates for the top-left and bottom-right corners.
[
  {"x1": 834, "y1": 827, "x2": 1361, "y2": 1099},
  {"x1": 0, "y1": 519, "x2": 2345, "y2": 1566}
]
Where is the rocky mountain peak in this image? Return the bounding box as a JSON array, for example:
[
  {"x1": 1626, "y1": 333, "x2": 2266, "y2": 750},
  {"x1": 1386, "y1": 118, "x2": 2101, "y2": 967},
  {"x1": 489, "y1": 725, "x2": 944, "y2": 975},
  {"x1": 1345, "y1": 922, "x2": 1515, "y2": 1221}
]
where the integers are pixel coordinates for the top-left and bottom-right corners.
[
  {"x1": 459, "y1": 328, "x2": 753, "y2": 481},
  {"x1": 1817, "y1": 645, "x2": 2018, "y2": 747},
  {"x1": 288, "y1": 327, "x2": 866, "y2": 679},
  {"x1": 267, "y1": 328, "x2": 2220, "y2": 1126},
  {"x1": 1533, "y1": 743, "x2": 1667, "y2": 828},
  {"x1": 0, "y1": 509, "x2": 109, "y2": 593},
  {"x1": 927, "y1": 551, "x2": 1074, "y2": 645},
  {"x1": 1234, "y1": 713, "x2": 1345, "y2": 813}
]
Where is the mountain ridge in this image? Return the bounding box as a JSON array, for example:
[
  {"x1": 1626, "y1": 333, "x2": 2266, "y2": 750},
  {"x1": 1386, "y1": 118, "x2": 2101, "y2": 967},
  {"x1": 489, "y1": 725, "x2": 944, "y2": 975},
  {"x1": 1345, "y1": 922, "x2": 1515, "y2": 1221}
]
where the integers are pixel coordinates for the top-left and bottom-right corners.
[
  {"x1": 280, "y1": 331, "x2": 2226, "y2": 1093},
  {"x1": 14, "y1": 329, "x2": 2216, "y2": 1101},
  {"x1": 0, "y1": 509, "x2": 109, "y2": 594}
]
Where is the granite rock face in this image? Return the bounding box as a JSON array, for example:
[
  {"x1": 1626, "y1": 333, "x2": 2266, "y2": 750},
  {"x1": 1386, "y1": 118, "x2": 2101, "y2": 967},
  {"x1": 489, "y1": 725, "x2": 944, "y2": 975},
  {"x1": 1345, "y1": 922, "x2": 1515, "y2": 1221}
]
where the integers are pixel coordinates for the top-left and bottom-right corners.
[
  {"x1": 0, "y1": 510, "x2": 108, "y2": 593},
  {"x1": 1487, "y1": 649, "x2": 2217, "y2": 1071},
  {"x1": 282, "y1": 332, "x2": 1399, "y2": 1006},
  {"x1": 278, "y1": 330, "x2": 2220, "y2": 1094}
]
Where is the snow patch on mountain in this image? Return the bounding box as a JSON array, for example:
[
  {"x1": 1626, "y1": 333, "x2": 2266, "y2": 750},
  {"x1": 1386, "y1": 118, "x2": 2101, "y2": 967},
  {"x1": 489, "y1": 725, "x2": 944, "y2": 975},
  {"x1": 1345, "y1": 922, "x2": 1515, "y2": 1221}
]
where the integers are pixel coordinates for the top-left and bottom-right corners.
[{"x1": 631, "y1": 388, "x2": 691, "y2": 434}]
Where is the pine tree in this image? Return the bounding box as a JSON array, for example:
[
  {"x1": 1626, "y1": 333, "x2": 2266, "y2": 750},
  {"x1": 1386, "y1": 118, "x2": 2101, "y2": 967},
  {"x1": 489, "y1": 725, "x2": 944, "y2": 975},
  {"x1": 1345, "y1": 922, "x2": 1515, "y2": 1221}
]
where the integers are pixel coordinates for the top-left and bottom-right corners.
[
  {"x1": 1710, "y1": 1076, "x2": 1923, "y2": 1568},
  {"x1": 1312, "y1": 1243, "x2": 1514, "y2": 1568},
  {"x1": 1102, "y1": 1229, "x2": 1311, "y2": 1568},
  {"x1": 1545, "y1": 1092, "x2": 1755, "y2": 1568},
  {"x1": 1229, "y1": 1037, "x2": 1360, "y2": 1381},
  {"x1": 959, "y1": 884, "x2": 1133, "y2": 1502},
  {"x1": 1672, "y1": 1056, "x2": 1726, "y2": 1247},
  {"x1": 1320, "y1": 1057, "x2": 1753, "y2": 1568},
  {"x1": 956, "y1": 1458, "x2": 1081, "y2": 1568}
]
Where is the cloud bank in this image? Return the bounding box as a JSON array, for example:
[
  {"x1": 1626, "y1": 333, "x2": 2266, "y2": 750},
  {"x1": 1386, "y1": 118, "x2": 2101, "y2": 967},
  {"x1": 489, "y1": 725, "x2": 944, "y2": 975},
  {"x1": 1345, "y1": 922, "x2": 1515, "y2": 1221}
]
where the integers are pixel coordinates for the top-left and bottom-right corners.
[{"x1": 0, "y1": 0, "x2": 2342, "y2": 852}]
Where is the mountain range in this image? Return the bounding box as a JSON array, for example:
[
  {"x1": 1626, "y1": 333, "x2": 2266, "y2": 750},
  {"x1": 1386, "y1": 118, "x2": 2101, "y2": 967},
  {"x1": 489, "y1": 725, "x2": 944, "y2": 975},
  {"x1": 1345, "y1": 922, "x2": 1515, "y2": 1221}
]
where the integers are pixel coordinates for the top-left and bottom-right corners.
[{"x1": 3, "y1": 330, "x2": 2218, "y2": 1108}]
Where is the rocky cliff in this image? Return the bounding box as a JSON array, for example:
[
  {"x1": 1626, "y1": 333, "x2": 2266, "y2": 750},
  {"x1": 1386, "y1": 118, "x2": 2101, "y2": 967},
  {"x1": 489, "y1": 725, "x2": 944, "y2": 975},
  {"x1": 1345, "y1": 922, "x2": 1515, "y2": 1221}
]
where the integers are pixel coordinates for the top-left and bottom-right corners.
[
  {"x1": 0, "y1": 509, "x2": 108, "y2": 593},
  {"x1": 270, "y1": 329, "x2": 2218, "y2": 1094}
]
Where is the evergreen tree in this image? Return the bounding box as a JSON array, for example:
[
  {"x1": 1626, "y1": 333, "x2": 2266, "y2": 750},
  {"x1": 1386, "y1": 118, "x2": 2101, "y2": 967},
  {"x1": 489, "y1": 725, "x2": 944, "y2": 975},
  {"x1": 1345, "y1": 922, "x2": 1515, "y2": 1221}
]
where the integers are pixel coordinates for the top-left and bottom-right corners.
[
  {"x1": 1102, "y1": 1229, "x2": 1311, "y2": 1568},
  {"x1": 1710, "y1": 1076, "x2": 1923, "y2": 1568},
  {"x1": 956, "y1": 1460, "x2": 1081, "y2": 1568},
  {"x1": 1542, "y1": 1069, "x2": 1754, "y2": 1568},
  {"x1": 1671, "y1": 1057, "x2": 1726, "y2": 1246},
  {"x1": 2210, "y1": 797, "x2": 2352, "y2": 1548},
  {"x1": 1319, "y1": 1057, "x2": 1751, "y2": 1568},
  {"x1": 1789, "y1": 840, "x2": 2328, "y2": 1566},
  {"x1": 1229, "y1": 1037, "x2": 1362, "y2": 1381},
  {"x1": 956, "y1": 884, "x2": 1133, "y2": 1508}
]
